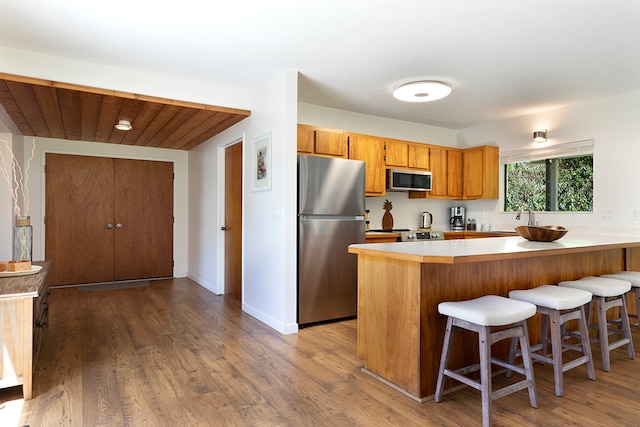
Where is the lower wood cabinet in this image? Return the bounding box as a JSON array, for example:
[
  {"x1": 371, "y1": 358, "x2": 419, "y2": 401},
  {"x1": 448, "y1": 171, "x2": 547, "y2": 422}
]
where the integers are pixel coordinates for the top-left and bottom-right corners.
[{"x1": 0, "y1": 261, "x2": 50, "y2": 400}]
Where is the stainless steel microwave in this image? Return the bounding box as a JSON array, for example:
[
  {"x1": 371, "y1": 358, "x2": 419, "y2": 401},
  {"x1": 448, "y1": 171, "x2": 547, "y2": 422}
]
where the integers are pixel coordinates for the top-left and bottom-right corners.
[{"x1": 386, "y1": 168, "x2": 432, "y2": 192}]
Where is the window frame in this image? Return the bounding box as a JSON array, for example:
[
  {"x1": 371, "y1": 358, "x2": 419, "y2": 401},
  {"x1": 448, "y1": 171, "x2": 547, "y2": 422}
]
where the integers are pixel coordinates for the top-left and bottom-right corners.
[{"x1": 501, "y1": 139, "x2": 594, "y2": 213}]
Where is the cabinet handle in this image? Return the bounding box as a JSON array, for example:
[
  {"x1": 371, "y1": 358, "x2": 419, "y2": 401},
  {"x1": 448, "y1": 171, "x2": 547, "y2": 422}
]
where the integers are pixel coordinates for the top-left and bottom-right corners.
[
  {"x1": 107, "y1": 223, "x2": 114, "y2": 229},
  {"x1": 116, "y1": 223, "x2": 123, "y2": 229}
]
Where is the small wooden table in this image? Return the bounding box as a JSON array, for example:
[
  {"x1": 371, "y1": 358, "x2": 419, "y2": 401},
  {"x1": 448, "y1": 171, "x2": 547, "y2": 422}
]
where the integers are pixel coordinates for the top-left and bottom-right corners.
[{"x1": 0, "y1": 261, "x2": 50, "y2": 399}]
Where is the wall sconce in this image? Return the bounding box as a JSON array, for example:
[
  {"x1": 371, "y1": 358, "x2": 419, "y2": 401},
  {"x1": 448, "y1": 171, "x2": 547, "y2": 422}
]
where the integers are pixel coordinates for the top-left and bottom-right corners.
[
  {"x1": 114, "y1": 120, "x2": 133, "y2": 131},
  {"x1": 533, "y1": 129, "x2": 547, "y2": 143}
]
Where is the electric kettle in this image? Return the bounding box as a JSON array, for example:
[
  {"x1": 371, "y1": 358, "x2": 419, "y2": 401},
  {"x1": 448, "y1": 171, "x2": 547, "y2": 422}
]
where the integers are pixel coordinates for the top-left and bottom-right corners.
[{"x1": 420, "y1": 211, "x2": 433, "y2": 229}]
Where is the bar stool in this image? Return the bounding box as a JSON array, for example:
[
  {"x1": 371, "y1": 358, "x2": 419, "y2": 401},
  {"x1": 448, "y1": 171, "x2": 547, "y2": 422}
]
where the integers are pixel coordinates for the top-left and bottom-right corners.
[
  {"x1": 601, "y1": 271, "x2": 640, "y2": 330},
  {"x1": 559, "y1": 276, "x2": 635, "y2": 371},
  {"x1": 508, "y1": 285, "x2": 595, "y2": 397},
  {"x1": 435, "y1": 295, "x2": 538, "y2": 427}
]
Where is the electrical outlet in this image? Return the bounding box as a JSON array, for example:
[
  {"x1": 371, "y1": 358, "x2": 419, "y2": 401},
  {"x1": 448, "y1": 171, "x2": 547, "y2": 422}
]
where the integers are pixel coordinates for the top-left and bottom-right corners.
[
  {"x1": 602, "y1": 209, "x2": 614, "y2": 219},
  {"x1": 633, "y1": 210, "x2": 640, "y2": 221}
]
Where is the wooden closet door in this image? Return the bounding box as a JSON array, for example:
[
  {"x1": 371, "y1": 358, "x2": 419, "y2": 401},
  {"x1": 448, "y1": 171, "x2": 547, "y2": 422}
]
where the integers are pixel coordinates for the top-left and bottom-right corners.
[
  {"x1": 45, "y1": 154, "x2": 115, "y2": 285},
  {"x1": 113, "y1": 159, "x2": 174, "y2": 281}
]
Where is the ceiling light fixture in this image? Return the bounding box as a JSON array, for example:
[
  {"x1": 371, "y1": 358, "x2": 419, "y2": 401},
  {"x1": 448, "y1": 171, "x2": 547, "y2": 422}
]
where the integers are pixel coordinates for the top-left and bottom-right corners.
[
  {"x1": 114, "y1": 120, "x2": 133, "y2": 131},
  {"x1": 392, "y1": 81, "x2": 452, "y2": 103},
  {"x1": 533, "y1": 129, "x2": 547, "y2": 143}
]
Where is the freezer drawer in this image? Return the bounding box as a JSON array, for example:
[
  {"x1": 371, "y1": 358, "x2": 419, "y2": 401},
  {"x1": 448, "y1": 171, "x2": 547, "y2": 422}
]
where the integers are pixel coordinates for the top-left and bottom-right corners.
[{"x1": 298, "y1": 218, "x2": 364, "y2": 325}]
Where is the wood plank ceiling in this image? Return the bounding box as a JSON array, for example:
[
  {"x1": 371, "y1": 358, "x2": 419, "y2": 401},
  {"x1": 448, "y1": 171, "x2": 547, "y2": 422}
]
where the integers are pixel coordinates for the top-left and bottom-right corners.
[{"x1": 0, "y1": 73, "x2": 251, "y2": 150}]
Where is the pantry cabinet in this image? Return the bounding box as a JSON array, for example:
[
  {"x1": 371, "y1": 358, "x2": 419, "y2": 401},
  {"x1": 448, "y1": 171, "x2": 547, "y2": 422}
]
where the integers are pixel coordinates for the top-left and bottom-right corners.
[
  {"x1": 348, "y1": 133, "x2": 386, "y2": 196},
  {"x1": 297, "y1": 124, "x2": 348, "y2": 158},
  {"x1": 463, "y1": 145, "x2": 499, "y2": 199}
]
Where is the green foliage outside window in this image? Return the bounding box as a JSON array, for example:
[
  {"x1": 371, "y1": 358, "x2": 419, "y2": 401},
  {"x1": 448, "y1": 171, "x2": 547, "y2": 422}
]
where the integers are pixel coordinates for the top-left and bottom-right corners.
[{"x1": 504, "y1": 155, "x2": 593, "y2": 212}]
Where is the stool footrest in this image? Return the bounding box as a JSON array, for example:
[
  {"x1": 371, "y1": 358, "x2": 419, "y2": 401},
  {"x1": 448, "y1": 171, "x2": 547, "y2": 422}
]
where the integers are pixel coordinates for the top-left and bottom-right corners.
[{"x1": 492, "y1": 380, "x2": 534, "y2": 401}]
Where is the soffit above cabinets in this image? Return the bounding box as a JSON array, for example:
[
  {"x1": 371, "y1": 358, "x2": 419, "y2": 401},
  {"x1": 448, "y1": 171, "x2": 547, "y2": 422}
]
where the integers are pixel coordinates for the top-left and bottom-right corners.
[{"x1": 0, "y1": 73, "x2": 251, "y2": 151}]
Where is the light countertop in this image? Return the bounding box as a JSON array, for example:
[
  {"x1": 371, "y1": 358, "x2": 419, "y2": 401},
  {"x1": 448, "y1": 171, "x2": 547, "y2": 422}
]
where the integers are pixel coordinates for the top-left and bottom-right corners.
[{"x1": 349, "y1": 234, "x2": 640, "y2": 264}]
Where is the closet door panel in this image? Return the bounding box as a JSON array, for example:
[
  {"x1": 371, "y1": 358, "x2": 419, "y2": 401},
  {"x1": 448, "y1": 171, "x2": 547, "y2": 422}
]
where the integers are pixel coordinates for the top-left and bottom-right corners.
[
  {"x1": 114, "y1": 159, "x2": 174, "y2": 281},
  {"x1": 45, "y1": 154, "x2": 115, "y2": 285}
]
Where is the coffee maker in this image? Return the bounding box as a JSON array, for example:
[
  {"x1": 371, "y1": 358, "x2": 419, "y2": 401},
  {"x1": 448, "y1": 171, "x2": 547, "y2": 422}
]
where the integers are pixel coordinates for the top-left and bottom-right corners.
[{"x1": 449, "y1": 206, "x2": 466, "y2": 231}]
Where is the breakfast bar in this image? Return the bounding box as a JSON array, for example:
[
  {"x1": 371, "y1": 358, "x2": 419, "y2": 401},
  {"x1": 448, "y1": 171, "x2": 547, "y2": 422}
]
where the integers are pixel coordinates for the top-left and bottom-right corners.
[{"x1": 348, "y1": 234, "x2": 640, "y2": 401}]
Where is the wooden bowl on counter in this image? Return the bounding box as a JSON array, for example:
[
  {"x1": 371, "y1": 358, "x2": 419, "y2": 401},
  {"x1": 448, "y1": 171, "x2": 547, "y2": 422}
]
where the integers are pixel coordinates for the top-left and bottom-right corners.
[{"x1": 515, "y1": 225, "x2": 568, "y2": 242}]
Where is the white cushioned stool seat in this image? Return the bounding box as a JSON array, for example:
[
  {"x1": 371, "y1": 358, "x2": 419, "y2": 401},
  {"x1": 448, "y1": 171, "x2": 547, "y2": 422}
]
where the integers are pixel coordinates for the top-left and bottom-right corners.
[
  {"x1": 435, "y1": 295, "x2": 538, "y2": 427},
  {"x1": 601, "y1": 271, "x2": 640, "y2": 287},
  {"x1": 508, "y1": 285, "x2": 595, "y2": 397},
  {"x1": 438, "y1": 295, "x2": 536, "y2": 326},
  {"x1": 559, "y1": 276, "x2": 635, "y2": 371},
  {"x1": 509, "y1": 285, "x2": 592, "y2": 310},
  {"x1": 601, "y1": 271, "x2": 640, "y2": 330},
  {"x1": 559, "y1": 276, "x2": 631, "y2": 296}
]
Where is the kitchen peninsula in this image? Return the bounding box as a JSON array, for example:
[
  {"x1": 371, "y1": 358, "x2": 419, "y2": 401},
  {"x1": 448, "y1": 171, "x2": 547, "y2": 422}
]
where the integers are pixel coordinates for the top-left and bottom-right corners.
[{"x1": 348, "y1": 235, "x2": 640, "y2": 401}]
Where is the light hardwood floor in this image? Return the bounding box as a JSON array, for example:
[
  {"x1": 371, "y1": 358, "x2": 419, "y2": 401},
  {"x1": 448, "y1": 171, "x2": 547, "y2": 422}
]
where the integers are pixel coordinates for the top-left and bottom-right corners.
[{"x1": 1, "y1": 278, "x2": 639, "y2": 426}]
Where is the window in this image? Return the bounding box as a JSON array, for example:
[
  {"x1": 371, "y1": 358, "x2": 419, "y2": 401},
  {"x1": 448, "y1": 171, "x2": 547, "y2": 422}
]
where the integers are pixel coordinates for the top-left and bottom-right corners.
[{"x1": 502, "y1": 140, "x2": 594, "y2": 212}]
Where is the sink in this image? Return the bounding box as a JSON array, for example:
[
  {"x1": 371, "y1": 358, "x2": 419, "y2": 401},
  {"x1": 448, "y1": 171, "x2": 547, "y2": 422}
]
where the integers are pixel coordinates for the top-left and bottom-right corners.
[{"x1": 515, "y1": 225, "x2": 568, "y2": 242}]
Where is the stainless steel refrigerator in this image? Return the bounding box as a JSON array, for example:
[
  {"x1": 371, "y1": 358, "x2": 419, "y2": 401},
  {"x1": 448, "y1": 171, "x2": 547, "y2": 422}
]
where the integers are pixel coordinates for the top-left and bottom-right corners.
[{"x1": 298, "y1": 155, "x2": 366, "y2": 325}]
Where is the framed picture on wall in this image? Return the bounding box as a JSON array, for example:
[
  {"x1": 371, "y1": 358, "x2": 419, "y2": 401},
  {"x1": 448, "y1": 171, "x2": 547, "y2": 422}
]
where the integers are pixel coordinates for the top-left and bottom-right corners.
[{"x1": 253, "y1": 132, "x2": 271, "y2": 191}]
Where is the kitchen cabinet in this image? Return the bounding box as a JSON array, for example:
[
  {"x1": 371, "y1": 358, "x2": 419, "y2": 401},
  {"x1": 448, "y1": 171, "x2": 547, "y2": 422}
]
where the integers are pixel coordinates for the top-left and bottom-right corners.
[
  {"x1": 386, "y1": 139, "x2": 430, "y2": 170},
  {"x1": 297, "y1": 124, "x2": 348, "y2": 158},
  {"x1": 385, "y1": 138, "x2": 409, "y2": 167},
  {"x1": 408, "y1": 146, "x2": 462, "y2": 199},
  {"x1": 446, "y1": 148, "x2": 463, "y2": 198},
  {"x1": 408, "y1": 143, "x2": 430, "y2": 169},
  {"x1": 463, "y1": 145, "x2": 499, "y2": 199},
  {"x1": 0, "y1": 261, "x2": 49, "y2": 400},
  {"x1": 365, "y1": 233, "x2": 400, "y2": 243},
  {"x1": 348, "y1": 133, "x2": 386, "y2": 196}
]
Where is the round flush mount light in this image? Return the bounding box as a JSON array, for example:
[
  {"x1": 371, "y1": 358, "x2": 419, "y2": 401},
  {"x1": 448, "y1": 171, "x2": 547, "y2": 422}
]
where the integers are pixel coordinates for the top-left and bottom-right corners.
[
  {"x1": 393, "y1": 81, "x2": 452, "y2": 102},
  {"x1": 114, "y1": 120, "x2": 133, "y2": 131}
]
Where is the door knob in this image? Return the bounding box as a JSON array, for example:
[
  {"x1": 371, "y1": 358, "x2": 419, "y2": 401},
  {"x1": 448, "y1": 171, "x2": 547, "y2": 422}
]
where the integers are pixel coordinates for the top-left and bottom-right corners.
[
  {"x1": 220, "y1": 226, "x2": 227, "y2": 231},
  {"x1": 107, "y1": 223, "x2": 114, "y2": 229},
  {"x1": 116, "y1": 223, "x2": 123, "y2": 229}
]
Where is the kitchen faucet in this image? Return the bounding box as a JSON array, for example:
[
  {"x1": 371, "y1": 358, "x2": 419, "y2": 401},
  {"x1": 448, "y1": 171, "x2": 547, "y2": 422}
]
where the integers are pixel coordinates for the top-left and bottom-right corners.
[{"x1": 515, "y1": 208, "x2": 536, "y2": 226}]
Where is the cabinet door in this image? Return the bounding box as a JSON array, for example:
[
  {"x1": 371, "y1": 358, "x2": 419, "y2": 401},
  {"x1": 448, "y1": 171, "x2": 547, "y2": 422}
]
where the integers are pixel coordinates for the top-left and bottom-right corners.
[
  {"x1": 428, "y1": 146, "x2": 447, "y2": 197},
  {"x1": 297, "y1": 124, "x2": 314, "y2": 153},
  {"x1": 463, "y1": 147, "x2": 485, "y2": 199},
  {"x1": 408, "y1": 144, "x2": 429, "y2": 169},
  {"x1": 385, "y1": 139, "x2": 409, "y2": 167},
  {"x1": 447, "y1": 149, "x2": 463, "y2": 198},
  {"x1": 349, "y1": 134, "x2": 386, "y2": 195},
  {"x1": 315, "y1": 129, "x2": 348, "y2": 158}
]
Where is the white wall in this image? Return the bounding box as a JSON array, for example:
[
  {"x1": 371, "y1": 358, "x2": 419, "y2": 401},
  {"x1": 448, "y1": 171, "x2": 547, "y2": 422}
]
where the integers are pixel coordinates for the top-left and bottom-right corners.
[
  {"x1": 457, "y1": 89, "x2": 640, "y2": 234},
  {"x1": 188, "y1": 69, "x2": 299, "y2": 334}
]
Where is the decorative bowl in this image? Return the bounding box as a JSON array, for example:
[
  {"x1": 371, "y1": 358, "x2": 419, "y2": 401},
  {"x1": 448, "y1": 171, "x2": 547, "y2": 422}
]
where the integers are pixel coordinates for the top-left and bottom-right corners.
[{"x1": 515, "y1": 225, "x2": 568, "y2": 242}]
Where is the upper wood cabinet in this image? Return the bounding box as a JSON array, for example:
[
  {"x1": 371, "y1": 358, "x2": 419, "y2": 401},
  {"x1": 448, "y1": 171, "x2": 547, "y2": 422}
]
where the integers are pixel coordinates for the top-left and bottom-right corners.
[
  {"x1": 409, "y1": 146, "x2": 462, "y2": 199},
  {"x1": 297, "y1": 124, "x2": 348, "y2": 158},
  {"x1": 408, "y1": 143, "x2": 430, "y2": 170},
  {"x1": 463, "y1": 145, "x2": 499, "y2": 199},
  {"x1": 349, "y1": 133, "x2": 386, "y2": 196},
  {"x1": 385, "y1": 139, "x2": 430, "y2": 170},
  {"x1": 385, "y1": 139, "x2": 409, "y2": 167},
  {"x1": 446, "y1": 148, "x2": 463, "y2": 198}
]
